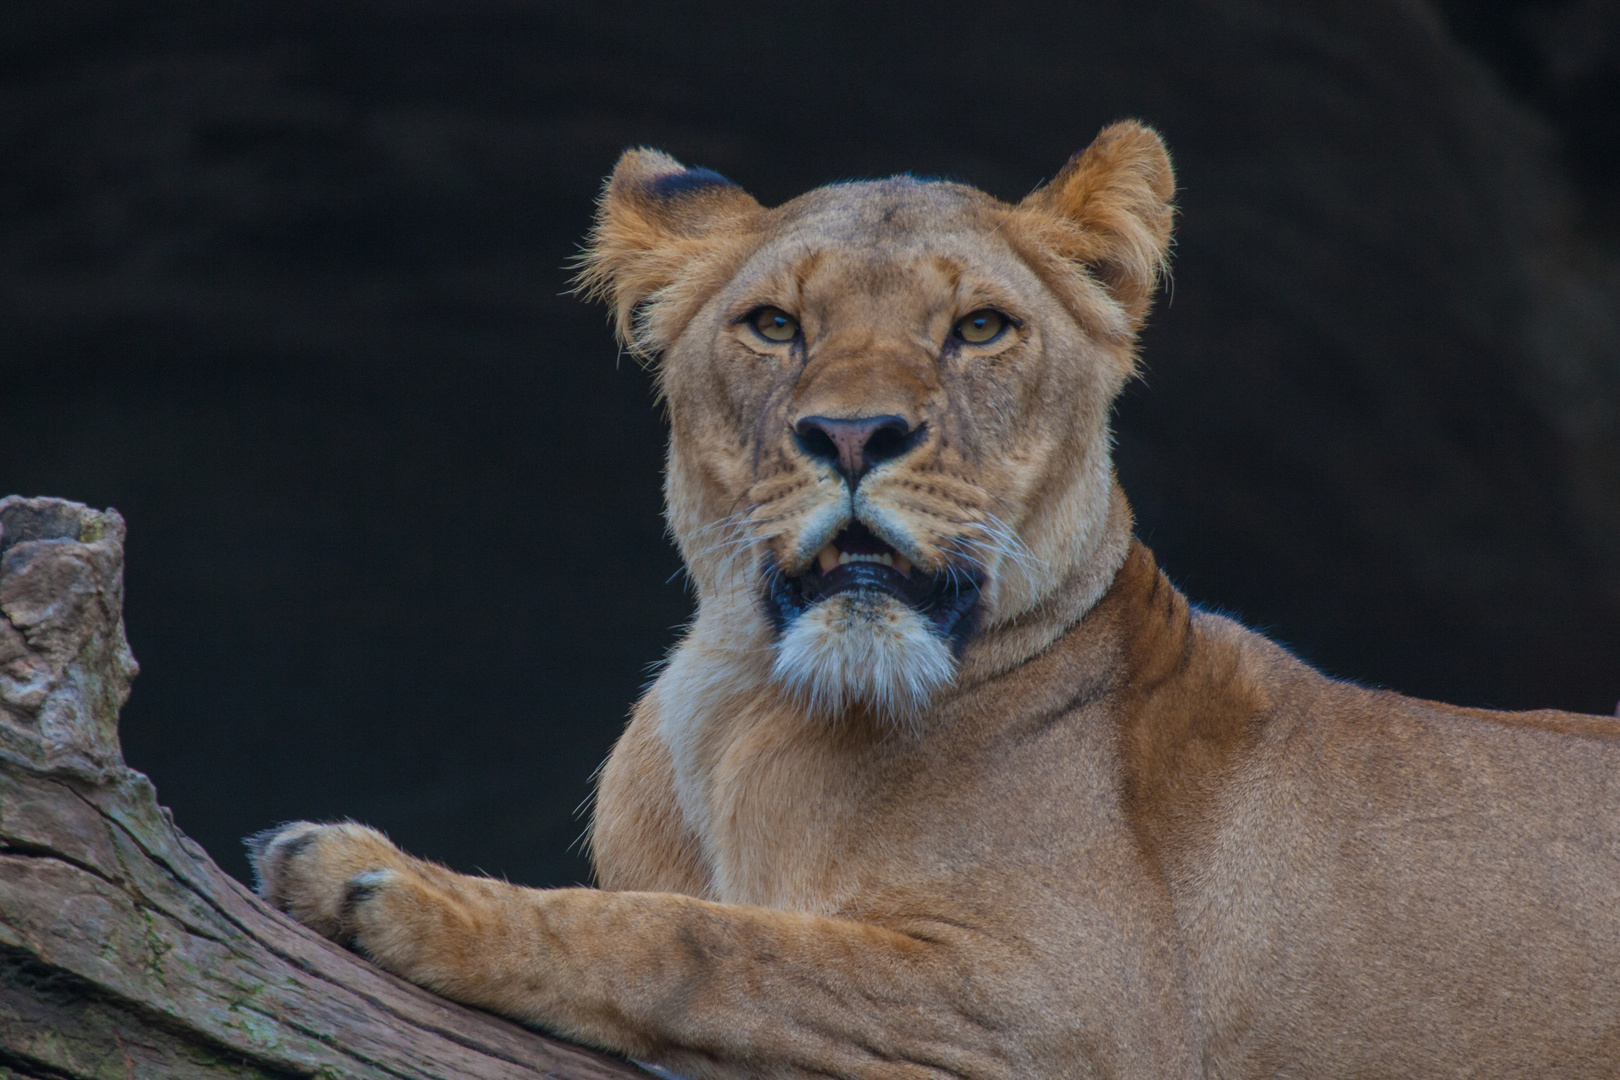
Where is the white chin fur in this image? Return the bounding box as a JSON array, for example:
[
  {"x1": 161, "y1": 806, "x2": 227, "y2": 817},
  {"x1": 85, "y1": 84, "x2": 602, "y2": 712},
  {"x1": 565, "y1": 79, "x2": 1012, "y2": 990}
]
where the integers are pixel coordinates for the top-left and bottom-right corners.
[{"x1": 770, "y1": 590, "x2": 956, "y2": 728}]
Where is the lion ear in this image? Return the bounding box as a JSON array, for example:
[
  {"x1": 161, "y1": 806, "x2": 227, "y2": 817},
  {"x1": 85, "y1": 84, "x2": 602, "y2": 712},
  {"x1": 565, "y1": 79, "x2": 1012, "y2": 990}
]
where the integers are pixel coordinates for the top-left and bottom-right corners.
[
  {"x1": 1018, "y1": 122, "x2": 1175, "y2": 324},
  {"x1": 576, "y1": 148, "x2": 763, "y2": 357}
]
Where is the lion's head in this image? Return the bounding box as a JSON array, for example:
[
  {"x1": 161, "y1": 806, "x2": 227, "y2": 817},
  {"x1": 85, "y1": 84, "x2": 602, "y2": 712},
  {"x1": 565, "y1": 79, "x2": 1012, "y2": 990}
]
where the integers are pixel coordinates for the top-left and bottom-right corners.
[{"x1": 579, "y1": 123, "x2": 1174, "y2": 724}]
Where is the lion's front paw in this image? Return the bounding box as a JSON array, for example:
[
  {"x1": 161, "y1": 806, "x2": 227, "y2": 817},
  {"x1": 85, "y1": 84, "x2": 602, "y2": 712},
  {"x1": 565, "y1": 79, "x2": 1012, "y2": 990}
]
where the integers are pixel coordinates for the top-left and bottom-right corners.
[{"x1": 245, "y1": 821, "x2": 411, "y2": 944}]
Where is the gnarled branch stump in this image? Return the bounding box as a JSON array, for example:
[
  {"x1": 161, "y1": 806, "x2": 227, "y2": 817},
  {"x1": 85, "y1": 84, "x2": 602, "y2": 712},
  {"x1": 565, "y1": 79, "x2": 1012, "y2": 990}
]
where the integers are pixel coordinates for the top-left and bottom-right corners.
[{"x1": 0, "y1": 495, "x2": 650, "y2": 1080}]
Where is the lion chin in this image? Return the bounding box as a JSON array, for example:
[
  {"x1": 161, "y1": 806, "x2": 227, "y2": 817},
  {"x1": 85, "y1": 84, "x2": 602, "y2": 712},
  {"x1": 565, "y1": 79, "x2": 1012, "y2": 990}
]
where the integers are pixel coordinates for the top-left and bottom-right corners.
[{"x1": 769, "y1": 589, "x2": 957, "y2": 727}]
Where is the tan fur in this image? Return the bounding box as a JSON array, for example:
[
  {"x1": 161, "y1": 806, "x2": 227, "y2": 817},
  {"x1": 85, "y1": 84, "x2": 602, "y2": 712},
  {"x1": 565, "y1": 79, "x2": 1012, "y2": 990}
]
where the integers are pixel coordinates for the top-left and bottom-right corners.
[{"x1": 251, "y1": 123, "x2": 1620, "y2": 1079}]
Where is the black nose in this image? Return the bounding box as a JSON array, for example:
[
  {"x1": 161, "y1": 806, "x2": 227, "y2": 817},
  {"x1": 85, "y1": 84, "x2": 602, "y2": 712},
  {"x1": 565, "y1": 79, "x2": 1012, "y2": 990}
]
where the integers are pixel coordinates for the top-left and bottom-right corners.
[{"x1": 793, "y1": 414, "x2": 923, "y2": 488}]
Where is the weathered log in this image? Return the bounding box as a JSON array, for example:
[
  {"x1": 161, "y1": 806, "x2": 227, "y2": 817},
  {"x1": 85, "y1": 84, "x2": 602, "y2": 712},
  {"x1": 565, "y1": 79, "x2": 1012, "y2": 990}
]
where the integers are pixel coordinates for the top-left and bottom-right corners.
[{"x1": 0, "y1": 495, "x2": 651, "y2": 1080}]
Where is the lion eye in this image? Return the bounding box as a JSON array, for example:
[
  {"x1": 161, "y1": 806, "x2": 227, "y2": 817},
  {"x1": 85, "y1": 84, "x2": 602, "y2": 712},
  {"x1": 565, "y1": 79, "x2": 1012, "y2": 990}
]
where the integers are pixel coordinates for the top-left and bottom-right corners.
[
  {"x1": 749, "y1": 307, "x2": 799, "y2": 343},
  {"x1": 954, "y1": 309, "x2": 1006, "y2": 344}
]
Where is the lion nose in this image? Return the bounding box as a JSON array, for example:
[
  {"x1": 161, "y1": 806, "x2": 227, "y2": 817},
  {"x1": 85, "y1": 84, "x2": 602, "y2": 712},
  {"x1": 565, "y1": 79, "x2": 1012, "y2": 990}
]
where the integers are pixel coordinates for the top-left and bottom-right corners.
[{"x1": 793, "y1": 414, "x2": 922, "y2": 488}]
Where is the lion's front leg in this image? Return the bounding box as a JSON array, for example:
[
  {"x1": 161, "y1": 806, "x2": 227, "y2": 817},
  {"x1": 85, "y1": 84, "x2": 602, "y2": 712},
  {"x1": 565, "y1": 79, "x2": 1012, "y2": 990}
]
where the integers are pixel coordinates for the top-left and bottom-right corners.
[{"x1": 248, "y1": 822, "x2": 1197, "y2": 1080}]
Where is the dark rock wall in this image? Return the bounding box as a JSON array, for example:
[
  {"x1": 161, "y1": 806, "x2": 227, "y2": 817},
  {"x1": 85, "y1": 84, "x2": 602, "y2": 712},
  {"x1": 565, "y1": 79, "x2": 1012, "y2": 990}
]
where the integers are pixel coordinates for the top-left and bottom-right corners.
[{"x1": 3, "y1": 0, "x2": 1616, "y2": 888}]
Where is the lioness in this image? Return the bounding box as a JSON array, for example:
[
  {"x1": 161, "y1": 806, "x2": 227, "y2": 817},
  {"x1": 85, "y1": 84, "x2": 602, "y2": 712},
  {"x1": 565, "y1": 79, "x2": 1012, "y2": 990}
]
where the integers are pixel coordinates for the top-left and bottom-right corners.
[{"x1": 250, "y1": 123, "x2": 1620, "y2": 1079}]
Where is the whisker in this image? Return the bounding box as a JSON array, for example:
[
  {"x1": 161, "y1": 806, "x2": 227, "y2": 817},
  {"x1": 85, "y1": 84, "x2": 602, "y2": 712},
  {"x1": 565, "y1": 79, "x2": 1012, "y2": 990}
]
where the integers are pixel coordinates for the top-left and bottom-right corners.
[{"x1": 705, "y1": 534, "x2": 767, "y2": 554}]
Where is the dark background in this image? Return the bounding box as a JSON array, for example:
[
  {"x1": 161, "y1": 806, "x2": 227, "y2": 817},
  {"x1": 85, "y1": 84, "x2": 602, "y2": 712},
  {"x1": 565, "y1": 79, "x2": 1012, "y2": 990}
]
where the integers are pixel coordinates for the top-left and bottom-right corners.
[{"x1": 3, "y1": 0, "x2": 1617, "y2": 890}]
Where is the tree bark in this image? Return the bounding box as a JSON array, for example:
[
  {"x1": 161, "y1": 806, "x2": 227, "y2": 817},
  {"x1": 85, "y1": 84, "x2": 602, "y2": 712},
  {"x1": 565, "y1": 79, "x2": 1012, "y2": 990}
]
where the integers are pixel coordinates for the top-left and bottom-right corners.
[{"x1": 0, "y1": 496, "x2": 651, "y2": 1080}]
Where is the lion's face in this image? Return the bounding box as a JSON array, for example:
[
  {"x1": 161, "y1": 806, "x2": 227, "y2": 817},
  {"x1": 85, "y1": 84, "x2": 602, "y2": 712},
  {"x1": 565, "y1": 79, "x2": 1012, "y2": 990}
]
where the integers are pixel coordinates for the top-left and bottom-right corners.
[{"x1": 581, "y1": 125, "x2": 1174, "y2": 721}]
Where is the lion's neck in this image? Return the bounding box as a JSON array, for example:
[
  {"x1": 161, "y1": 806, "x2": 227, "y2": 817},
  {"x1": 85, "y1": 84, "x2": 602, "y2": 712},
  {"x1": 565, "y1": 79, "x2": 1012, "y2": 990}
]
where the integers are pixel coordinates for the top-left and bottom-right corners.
[
  {"x1": 950, "y1": 481, "x2": 1135, "y2": 696},
  {"x1": 647, "y1": 484, "x2": 1142, "y2": 910}
]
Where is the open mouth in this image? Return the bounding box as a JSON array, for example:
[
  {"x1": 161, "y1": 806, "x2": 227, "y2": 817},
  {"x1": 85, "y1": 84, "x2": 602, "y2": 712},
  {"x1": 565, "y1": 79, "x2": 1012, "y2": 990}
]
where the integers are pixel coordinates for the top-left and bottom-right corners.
[{"x1": 764, "y1": 521, "x2": 983, "y2": 650}]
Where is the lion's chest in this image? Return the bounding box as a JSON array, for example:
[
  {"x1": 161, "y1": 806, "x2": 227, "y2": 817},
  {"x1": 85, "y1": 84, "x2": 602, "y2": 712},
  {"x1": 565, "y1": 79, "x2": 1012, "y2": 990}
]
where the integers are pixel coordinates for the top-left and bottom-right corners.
[{"x1": 696, "y1": 714, "x2": 900, "y2": 913}]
